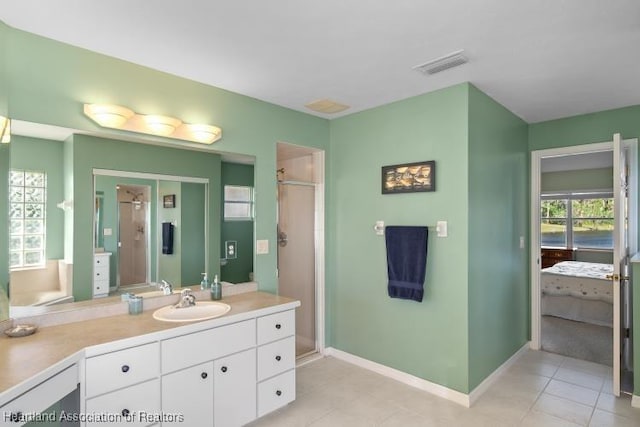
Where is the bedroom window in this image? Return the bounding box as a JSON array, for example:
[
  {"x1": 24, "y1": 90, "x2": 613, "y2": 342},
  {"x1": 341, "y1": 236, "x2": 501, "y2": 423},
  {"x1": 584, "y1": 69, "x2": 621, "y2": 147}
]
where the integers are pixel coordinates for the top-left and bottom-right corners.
[
  {"x1": 223, "y1": 185, "x2": 254, "y2": 220},
  {"x1": 541, "y1": 192, "x2": 613, "y2": 250},
  {"x1": 9, "y1": 170, "x2": 47, "y2": 269}
]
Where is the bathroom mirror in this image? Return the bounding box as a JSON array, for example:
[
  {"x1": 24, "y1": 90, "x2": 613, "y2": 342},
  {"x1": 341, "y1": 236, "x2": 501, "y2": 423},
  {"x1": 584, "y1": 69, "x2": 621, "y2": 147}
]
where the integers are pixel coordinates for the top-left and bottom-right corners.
[{"x1": 7, "y1": 122, "x2": 255, "y2": 318}]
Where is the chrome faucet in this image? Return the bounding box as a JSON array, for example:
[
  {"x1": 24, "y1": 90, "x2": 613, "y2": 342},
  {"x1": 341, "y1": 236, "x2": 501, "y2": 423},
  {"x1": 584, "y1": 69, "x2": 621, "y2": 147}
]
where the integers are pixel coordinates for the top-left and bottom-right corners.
[
  {"x1": 159, "y1": 280, "x2": 173, "y2": 295},
  {"x1": 174, "y1": 288, "x2": 196, "y2": 308}
]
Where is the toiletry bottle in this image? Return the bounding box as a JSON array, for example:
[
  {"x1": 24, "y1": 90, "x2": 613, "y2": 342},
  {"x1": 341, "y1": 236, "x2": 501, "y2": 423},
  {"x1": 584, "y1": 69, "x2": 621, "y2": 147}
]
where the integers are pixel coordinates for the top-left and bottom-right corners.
[
  {"x1": 200, "y1": 273, "x2": 210, "y2": 290},
  {"x1": 211, "y1": 274, "x2": 222, "y2": 300}
]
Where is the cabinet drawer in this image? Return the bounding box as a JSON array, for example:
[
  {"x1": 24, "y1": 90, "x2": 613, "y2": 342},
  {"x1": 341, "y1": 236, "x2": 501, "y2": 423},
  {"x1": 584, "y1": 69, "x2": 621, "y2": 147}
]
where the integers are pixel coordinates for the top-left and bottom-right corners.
[
  {"x1": 93, "y1": 279, "x2": 109, "y2": 295},
  {"x1": 257, "y1": 310, "x2": 295, "y2": 345},
  {"x1": 94, "y1": 255, "x2": 110, "y2": 268},
  {"x1": 0, "y1": 364, "x2": 78, "y2": 426},
  {"x1": 161, "y1": 319, "x2": 255, "y2": 374},
  {"x1": 94, "y1": 265, "x2": 109, "y2": 281},
  {"x1": 257, "y1": 336, "x2": 295, "y2": 381},
  {"x1": 85, "y1": 342, "x2": 159, "y2": 398},
  {"x1": 85, "y1": 378, "x2": 160, "y2": 427},
  {"x1": 257, "y1": 369, "x2": 295, "y2": 417}
]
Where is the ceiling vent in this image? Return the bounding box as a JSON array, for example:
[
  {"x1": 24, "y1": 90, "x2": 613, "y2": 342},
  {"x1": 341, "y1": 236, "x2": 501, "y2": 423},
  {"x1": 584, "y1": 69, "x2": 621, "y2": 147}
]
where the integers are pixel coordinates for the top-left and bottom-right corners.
[
  {"x1": 413, "y1": 50, "x2": 468, "y2": 75},
  {"x1": 305, "y1": 99, "x2": 350, "y2": 114}
]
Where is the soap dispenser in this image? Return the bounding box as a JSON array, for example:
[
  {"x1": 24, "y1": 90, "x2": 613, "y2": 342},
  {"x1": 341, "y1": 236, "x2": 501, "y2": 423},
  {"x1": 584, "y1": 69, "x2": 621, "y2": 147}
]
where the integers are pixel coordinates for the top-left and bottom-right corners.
[
  {"x1": 200, "y1": 273, "x2": 210, "y2": 290},
  {"x1": 211, "y1": 274, "x2": 222, "y2": 301}
]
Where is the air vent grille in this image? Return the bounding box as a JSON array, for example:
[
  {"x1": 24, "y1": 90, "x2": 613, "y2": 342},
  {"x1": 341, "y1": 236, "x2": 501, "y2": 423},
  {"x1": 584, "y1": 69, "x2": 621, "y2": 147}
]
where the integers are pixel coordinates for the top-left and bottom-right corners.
[
  {"x1": 413, "y1": 50, "x2": 468, "y2": 75},
  {"x1": 305, "y1": 99, "x2": 350, "y2": 114}
]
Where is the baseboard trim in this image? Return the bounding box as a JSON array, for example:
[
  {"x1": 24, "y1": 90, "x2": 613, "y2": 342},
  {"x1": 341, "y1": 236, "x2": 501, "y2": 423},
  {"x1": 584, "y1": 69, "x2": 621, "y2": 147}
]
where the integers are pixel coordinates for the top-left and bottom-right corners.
[
  {"x1": 468, "y1": 342, "x2": 530, "y2": 405},
  {"x1": 324, "y1": 347, "x2": 471, "y2": 407},
  {"x1": 632, "y1": 394, "x2": 640, "y2": 408},
  {"x1": 325, "y1": 342, "x2": 530, "y2": 408}
]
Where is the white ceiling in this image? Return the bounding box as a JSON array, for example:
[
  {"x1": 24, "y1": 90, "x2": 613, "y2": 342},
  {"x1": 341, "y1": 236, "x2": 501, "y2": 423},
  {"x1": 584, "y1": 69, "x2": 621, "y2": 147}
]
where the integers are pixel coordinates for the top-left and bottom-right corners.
[{"x1": 2, "y1": 1, "x2": 639, "y2": 122}]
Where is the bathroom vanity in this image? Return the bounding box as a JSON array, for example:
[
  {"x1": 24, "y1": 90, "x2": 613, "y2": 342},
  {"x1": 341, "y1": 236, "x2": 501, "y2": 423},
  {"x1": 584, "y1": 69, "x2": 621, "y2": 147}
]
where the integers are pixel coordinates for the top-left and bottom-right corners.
[{"x1": 0, "y1": 291, "x2": 299, "y2": 426}]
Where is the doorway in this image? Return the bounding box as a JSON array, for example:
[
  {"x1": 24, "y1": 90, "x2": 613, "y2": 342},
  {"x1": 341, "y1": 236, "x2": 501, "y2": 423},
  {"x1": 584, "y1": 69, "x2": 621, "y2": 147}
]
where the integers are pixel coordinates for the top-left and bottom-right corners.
[
  {"x1": 117, "y1": 184, "x2": 150, "y2": 287},
  {"x1": 276, "y1": 142, "x2": 325, "y2": 358},
  {"x1": 530, "y1": 136, "x2": 638, "y2": 396}
]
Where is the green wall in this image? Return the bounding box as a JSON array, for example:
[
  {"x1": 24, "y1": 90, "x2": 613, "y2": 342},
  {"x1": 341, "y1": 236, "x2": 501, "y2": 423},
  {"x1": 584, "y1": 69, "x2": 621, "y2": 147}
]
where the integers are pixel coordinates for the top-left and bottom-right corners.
[
  {"x1": 5, "y1": 24, "x2": 330, "y2": 294},
  {"x1": 221, "y1": 162, "x2": 255, "y2": 284},
  {"x1": 71, "y1": 134, "x2": 221, "y2": 302},
  {"x1": 158, "y1": 181, "x2": 182, "y2": 286},
  {"x1": 529, "y1": 105, "x2": 640, "y2": 397},
  {"x1": 329, "y1": 83, "x2": 471, "y2": 392},
  {"x1": 467, "y1": 85, "x2": 529, "y2": 390},
  {"x1": 542, "y1": 168, "x2": 613, "y2": 192},
  {"x1": 181, "y1": 182, "x2": 206, "y2": 286},
  {"x1": 10, "y1": 136, "x2": 65, "y2": 260}
]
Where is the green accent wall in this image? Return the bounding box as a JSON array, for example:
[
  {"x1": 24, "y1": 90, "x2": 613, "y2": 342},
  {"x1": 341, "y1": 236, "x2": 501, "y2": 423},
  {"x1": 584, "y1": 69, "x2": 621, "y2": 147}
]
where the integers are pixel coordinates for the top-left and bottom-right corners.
[
  {"x1": 542, "y1": 168, "x2": 613, "y2": 193},
  {"x1": 10, "y1": 136, "x2": 65, "y2": 260},
  {"x1": 467, "y1": 85, "x2": 529, "y2": 390},
  {"x1": 221, "y1": 162, "x2": 255, "y2": 284},
  {"x1": 529, "y1": 105, "x2": 640, "y2": 397},
  {"x1": 329, "y1": 83, "x2": 472, "y2": 392},
  {"x1": 158, "y1": 181, "x2": 182, "y2": 286},
  {"x1": 70, "y1": 134, "x2": 221, "y2": 302},
  {"x1": 5, "y1": 25, "x2": 330, "y2": 295},
  {"x1": 181, "y1": 182, "x2": 206, "y2": 286}
]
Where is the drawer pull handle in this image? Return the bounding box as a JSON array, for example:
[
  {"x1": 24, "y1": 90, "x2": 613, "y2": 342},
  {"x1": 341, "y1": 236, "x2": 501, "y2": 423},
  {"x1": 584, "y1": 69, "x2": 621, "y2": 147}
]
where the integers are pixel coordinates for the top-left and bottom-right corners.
[
  {"x1": 122, "y1": 409, "x2": 130, "y2": 417},
  {"x1": 221, "y1": 366, "x2": 228, "y2": 373},
  {"x1": 121, "y1": 365, "x2": 130, "y2": 373},
  {"x1": 275, "y1": 355, "x2": 282, "y2": 361},
  {"x1": 276, "y1": 390, "x2": 282, "y2": 396},
  {"x1": 201, "y1": 372, "x2": 208, "y2": 379},
  {"x1": 275, "y1": 323, "x2": 282, "y2": 330},
  {"x1": 10, "y1": 411, "x2": 22, "y2": 422}
]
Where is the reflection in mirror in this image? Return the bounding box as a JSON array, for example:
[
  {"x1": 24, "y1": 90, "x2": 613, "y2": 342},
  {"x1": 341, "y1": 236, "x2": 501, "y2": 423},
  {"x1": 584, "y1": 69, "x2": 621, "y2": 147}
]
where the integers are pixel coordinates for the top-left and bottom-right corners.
[
  {"x1": 93, "y1": 170, "x2": 207, "y2": 298},
  {"x1": 0, "y1": 141, "x2": 9, "y2": 320}
]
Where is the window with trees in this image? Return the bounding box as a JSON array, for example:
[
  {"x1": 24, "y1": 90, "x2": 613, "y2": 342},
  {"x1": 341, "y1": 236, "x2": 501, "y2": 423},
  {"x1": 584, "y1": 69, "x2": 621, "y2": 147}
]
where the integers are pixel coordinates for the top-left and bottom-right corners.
[
  {"x1": 541, "y1": 192, "x2": 614, "y2": 249},
  {"x1": 9, "y1": 170, "x2": 47, "y2": 269}
]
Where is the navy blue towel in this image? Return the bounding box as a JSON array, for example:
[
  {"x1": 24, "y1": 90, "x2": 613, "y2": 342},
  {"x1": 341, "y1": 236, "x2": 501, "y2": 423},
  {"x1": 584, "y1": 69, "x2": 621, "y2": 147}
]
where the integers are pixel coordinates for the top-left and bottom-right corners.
[
  {"x1": 385, "y1": 226, "x2": 428, "y2": 302},
  {"x1": 162, "y1": 222, "x2": 174, "y2": 255}
]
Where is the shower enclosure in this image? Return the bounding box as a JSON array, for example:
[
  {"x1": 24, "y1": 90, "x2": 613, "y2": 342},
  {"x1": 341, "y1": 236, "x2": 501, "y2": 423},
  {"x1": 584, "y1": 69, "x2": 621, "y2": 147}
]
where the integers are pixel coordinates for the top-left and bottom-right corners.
[{"x1": 117, "y1": 185, "x2": 150, "y2": 287}]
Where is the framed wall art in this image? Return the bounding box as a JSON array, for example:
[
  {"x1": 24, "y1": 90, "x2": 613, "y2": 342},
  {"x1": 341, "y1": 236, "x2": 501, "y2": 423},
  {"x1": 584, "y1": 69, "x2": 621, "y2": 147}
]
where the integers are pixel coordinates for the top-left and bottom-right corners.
[
  {"x1": 163, "y1": 194, "x2": 176, "y2": 208},
  {"x1": 381, "y1": 160, "x2": 435, "y2": 194}
]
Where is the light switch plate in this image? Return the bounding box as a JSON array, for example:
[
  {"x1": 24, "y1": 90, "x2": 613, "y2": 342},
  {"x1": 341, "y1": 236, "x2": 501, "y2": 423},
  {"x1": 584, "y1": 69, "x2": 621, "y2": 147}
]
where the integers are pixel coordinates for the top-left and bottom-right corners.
[
  {"x1": 520, "y1": 236, "x2": 525, "y2": 249},
  {"x1": 436, "y1": 221, "x2": 448, "y2": 237},
  {"x1": 256, "y1": 239, "x2": 269, "y2": 255}
]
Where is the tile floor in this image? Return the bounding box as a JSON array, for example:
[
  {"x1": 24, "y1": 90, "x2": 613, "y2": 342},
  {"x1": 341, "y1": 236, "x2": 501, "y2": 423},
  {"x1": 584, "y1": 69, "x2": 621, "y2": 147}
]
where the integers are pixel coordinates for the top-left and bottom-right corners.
[{"x1": 249, "y1": 349, "x2": 640, "y2": 426}]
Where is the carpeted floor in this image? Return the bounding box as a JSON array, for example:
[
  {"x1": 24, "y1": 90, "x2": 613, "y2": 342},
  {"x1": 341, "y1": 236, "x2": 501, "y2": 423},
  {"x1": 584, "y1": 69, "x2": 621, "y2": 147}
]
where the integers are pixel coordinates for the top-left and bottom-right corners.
[{"x1": 541, "y1": 315, "x2": 613, "y2": 366}]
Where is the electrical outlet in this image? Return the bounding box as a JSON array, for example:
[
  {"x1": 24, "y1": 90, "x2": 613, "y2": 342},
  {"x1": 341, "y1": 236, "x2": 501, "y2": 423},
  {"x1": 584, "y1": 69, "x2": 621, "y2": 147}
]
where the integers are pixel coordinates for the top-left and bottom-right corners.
[
  {"x1": 225, "y1": 241, "x2": 237, "y2": 259},
  {"x1": 436, "y1": 221, "x2": 448, "y2": 237},
  {"x1": 256, "y1": 239, "x2": 269, "y2": 255}
]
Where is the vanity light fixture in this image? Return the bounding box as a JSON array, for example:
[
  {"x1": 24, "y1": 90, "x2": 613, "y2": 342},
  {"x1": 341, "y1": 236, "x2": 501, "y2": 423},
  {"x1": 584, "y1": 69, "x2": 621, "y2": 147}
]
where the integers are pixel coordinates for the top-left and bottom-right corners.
[
  {"x1": 0, "y1": 116, "x2": 10, "y2": 143},
  {"x1": 83, "y1": 104, "x2": 222, "y2": 144}
]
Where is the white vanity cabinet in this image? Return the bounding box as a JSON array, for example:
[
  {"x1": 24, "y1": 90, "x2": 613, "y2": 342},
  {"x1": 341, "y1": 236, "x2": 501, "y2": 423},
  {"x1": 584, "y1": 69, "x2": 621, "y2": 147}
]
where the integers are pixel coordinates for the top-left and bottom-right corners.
[
  {"x1": 80, "y1": 306, "x2": 297, "y2": 427},
  {"x1": 93, "y1": 252, "x2": 111, "y2": 298},
  {"x1": 0, "y1": 364, "x2": 78, "y2": 427}
]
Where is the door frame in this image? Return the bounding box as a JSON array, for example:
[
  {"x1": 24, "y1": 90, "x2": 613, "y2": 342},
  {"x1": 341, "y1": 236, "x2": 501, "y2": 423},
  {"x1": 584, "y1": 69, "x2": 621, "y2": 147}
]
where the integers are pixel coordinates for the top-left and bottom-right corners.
[{"x1": 531, "y1": 141, "x2": 614, "y2": 350}]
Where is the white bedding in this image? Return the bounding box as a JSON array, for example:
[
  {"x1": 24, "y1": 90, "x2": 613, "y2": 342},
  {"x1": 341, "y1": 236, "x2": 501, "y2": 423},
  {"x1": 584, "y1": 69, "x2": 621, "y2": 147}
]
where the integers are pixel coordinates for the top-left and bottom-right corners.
[{"x1": 541, "y1": 261, "x2": 613, "y2": 304}]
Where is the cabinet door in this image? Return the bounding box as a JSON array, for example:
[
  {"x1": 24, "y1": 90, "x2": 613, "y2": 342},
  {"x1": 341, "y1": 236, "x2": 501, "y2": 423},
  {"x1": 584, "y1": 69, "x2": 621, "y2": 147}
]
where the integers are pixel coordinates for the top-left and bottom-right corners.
[
  {"x1": 213, "y1": 348, "x2": 256, "y2": 427},
  {"x1": 162, "y1": 361, "x2": 213, "y2": 426}
]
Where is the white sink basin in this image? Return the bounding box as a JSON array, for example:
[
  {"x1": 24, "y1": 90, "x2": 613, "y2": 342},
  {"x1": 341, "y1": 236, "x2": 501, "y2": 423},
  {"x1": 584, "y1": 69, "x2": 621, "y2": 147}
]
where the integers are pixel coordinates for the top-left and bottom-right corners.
[{"x1": 152, "y1": 301, "x2": 231, "y2": 322}]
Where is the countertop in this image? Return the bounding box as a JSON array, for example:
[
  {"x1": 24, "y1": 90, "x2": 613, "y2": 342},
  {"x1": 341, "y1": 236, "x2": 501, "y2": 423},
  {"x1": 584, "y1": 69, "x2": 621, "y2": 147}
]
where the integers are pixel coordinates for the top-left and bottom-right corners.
[{"x1": 0, "y1": 291, "x2": 298, "y2": 402}]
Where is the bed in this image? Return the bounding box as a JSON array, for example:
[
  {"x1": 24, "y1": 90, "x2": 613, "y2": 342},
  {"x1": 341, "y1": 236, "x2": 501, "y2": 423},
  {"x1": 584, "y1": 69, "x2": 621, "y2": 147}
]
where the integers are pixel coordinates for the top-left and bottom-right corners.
[{"x1": 541, "y1": 260, "x2": 614, "y2": 327}]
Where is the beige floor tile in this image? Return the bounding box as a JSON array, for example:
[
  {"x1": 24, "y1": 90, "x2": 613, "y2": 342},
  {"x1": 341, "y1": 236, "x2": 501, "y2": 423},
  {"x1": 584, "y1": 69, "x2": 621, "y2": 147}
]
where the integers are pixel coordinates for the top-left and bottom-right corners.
[
  {"x1": 533, "y1": 394, "x2": 594, "y2": 426},
  {"x1": 509, "y1": 359, "x2": 561, "y2": 378},
  {"x1": 561, "y1": 357, "x2": 611, "y2": 378},
  {"x1": 335, "y1": 394, "x2": 403, "y2": 424},
  {"x1": 545, "y1": 379, "x2": 600, "y2": 406},
  {"x1": 595, "y1": 394, "x2": 640, "y2": 421},
  {"x1": 308, "y1": 408, "x2": 376, "y2": 427},
  {"x1": 554, "y1": 367, "x2": 605, "y2": 391},
  {"x1": 470, "y1": 390, "x2": 532, "y2": 424},
  {"x1": 589, "y1": 409, "x2": 639, "y2": 427},
  {"x1": 377, "y1": 408, "x2": 434, "y2": 427},
  {"x1": 519, "y1": 350, "x2": 566, "y2": 366},
  {"x1": 521, "y1": 410, "x2": 583, "y2": 427}
]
